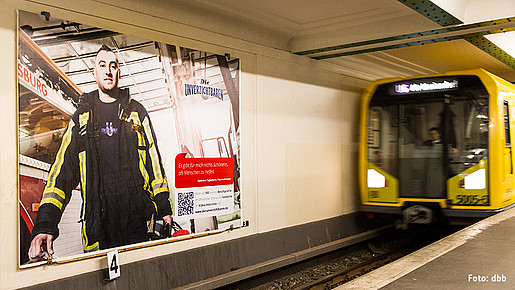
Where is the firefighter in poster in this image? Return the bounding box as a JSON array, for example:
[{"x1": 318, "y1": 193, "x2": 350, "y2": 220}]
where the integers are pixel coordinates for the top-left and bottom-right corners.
[{"x1": 28, "y1": 45, "x2": 172, "y2": 260}]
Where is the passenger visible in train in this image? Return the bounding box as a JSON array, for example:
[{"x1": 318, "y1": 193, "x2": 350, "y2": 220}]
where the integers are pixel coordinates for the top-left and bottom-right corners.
[
  {"x1": 423, "y1": 127, "x2": 458, "y2": 154},
  {"x1": 423, "y1": 127, "x2": 441, "y2": 146}
]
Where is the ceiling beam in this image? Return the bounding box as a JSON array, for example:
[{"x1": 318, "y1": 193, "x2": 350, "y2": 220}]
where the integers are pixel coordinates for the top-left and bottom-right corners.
[{"x1": 295, "y1": 17, "x2": 515, "y2": 69}]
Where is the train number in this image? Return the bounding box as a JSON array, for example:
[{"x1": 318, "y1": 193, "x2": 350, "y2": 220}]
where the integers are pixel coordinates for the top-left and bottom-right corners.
[{"x1": 454, "y1": 194, "x2": 488, "y2": 205}]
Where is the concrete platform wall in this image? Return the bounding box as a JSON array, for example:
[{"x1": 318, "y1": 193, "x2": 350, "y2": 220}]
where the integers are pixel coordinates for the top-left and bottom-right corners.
[{"x1": 0, "y1": 1, "x2": 371, "y2": 288}]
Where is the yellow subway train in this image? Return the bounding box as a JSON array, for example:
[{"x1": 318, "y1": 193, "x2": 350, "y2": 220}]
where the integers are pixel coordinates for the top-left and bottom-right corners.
[{"x1": 359, "y1": 69, "x2": 515, "y2": 224}]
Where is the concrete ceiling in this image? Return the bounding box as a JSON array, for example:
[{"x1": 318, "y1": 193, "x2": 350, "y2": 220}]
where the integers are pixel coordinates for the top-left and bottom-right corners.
[
  {"x1": 176, "y1": 0, "x2": 515, "y2": 82},
  {"x1": 18, "y1": 0, "x2": 515, "y2": 84}
]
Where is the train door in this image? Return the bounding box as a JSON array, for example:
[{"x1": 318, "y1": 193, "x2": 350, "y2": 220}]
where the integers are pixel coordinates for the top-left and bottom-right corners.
[
  {"x1": 397, "y1": 100, "x2": 455, "y2": 198},
  {"x1": 504, "y1": 101, "x2": 514, "y2": 195}
]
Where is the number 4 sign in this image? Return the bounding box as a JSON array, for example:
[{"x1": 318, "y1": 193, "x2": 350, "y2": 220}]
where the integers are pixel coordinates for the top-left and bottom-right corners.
[{"x1": 107, "y1": 250, "x2": 121, "y2": 280}]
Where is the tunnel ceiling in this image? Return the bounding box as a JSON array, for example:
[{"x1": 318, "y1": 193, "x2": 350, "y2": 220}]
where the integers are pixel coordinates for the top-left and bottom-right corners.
[{"x1": 177, "y1": 0, "x2": 515, "y2": 82}]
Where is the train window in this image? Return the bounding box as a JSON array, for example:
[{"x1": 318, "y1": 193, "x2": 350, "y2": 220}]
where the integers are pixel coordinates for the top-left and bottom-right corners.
[
  {"x1": 367, "y1": 106, "x2": 398, "y2": 175},
  {"x1": 368, "y1": 76, "x2": 489, "y2": 198},
  {"x1": 368, "y1": 109, "x2": 380, "y2": 148},
  {"x1": 503, "y1": 101, "x2": 512, "y2": 175}
]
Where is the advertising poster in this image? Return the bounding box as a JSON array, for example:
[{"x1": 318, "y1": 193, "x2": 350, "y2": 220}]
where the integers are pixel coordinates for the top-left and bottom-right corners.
[{"x1": 18, "y1": 10, "x2": 241, "y2": 265}]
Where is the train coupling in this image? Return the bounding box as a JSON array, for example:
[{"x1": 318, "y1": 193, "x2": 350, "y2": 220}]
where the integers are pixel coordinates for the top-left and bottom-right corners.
[{"x1": 402, "y1": 205, "x2": 433, "y2": 224}]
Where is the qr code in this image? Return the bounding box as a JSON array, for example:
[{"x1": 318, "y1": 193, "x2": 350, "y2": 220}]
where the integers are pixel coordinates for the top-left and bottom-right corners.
[{"x1": 177, "y1": 191, "x2": 194, "y2": 216}]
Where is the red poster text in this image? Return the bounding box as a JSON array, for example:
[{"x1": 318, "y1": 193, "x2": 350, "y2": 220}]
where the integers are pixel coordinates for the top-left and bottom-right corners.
[
  {"x1": 18, "y1": 63, "x2": 48, "y2": 97},
  {"x1": 175, "y1": 153, "x2": 234, "y2": 188}
]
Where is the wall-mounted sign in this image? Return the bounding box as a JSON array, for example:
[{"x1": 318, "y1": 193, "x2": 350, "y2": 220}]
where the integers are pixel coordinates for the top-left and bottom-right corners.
[{"x1": 18, "y1": 10, "x2": 241, "y2": 266}]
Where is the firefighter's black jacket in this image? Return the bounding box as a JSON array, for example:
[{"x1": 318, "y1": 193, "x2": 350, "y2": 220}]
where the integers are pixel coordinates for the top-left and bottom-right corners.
[{"x1": 32, "y1": 89, "x2": 172, "y2": 252}]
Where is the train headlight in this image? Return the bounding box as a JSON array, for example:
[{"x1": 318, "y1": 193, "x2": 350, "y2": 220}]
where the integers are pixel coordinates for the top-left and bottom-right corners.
[
  {"x1": 368, "y1": 169, "x2": 386, "y2": 187},
  {"x1": 463, "y1": 168, "x2": 486, "y2": 189}
]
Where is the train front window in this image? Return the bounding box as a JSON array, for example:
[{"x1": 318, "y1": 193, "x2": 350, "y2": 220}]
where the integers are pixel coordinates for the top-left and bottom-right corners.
[{"x1": 367, "y1": 76, "x2": 489, "y2": 198}]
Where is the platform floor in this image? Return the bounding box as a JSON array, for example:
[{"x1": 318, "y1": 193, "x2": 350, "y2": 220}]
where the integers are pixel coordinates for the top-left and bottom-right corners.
[{"x1": 338, "y1": 207, "x2": 515, "y2": 289}]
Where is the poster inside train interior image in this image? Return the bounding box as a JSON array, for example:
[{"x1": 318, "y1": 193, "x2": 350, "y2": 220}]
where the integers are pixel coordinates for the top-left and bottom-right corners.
[{"x1": 18, "y1": 10, "x2": 241, "y2": 265}]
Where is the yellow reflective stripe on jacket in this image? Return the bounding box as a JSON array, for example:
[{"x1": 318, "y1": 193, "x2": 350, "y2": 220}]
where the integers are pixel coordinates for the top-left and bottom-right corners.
[
  {"x1": 77, "y1": 128, "x2": 97, "y2": 252},
  {"x1": 78, "y1": 112, "x2": 89, "y2": 135},
  {"x1": 125, "y1": 111, "x2": 152, "y2": 194},
  {"x1": 152, "y1": 178, "x2": 169, "y2": 195},
  {"x1": 128, "y1": 112, "x2": 169, "y2": 198},
  {"x1": 42, "y1": 186, "x2": 66, "y2": 199},
  {"x1": 45, "y1": 120, "x2": 74, "y2": 191},
  {"x1": 40, "y1": 188, "x2": 66, "y2": 211},
  {"x1": 79, "y1": 151, "x2": 86, "y2": 199},
  {"x1": 40, "y1": 198, "x2": 62, "y2": 210},
  {"x1": 81, "y1": 220, "x2": 87, "y2": 250},
  {"x1": 126, "y1": 112, "x2": 146, "y2": 147},
  {"x1": 79, "y1": 151, "x2": 98, "y2": 252},
  {"x1": 42, "y1": 121, "x2": 73, "y2": 211},
  {"x1": 127, "y1": 111, "x2": 141, "y2": 126},
  {"x1": 138, "y1": 149, "x2": 151, "y2": 193},
  {"x1": 79, "y1": 112, "x2": 89, "y2": 127},
  {"x1": 79, "y1": 151, "x2": 86, "y2": 219},
  {"x1": 142, "y1": 117, "x2": 164, "y2": 182},
  {"x1": 81, "y1": 218, "x2": 99, "y2": 252},
  {"x1": 84, "y1": 242, "x2": 99, "y2": 253}
]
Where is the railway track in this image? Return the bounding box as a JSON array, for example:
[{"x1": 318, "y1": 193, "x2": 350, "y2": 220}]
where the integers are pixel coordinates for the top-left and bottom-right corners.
[
  {"x1": 227, "y1": 224, "x2": 463, "y2": 290},
  {"x1": 296, "y1": 246, "x2": 410, "y2": 290}
]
